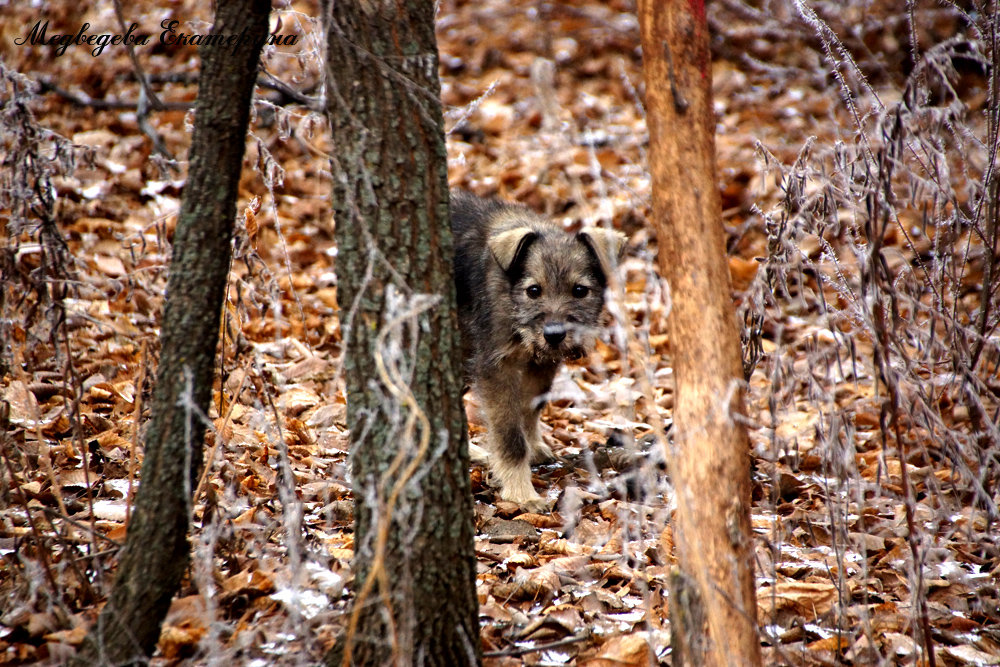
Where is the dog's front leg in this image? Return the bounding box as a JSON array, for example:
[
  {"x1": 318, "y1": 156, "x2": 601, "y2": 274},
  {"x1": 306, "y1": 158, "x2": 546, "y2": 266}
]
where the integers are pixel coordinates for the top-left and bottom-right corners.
[{"x1": 477, "y1": 372, "x2": 547, "y2": 512}]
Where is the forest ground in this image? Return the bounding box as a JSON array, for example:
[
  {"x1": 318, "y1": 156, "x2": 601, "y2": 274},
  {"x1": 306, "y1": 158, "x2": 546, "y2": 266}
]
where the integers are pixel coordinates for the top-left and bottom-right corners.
[{"x1": 1, "y1": 0, "x2": 998, "y2": 665}]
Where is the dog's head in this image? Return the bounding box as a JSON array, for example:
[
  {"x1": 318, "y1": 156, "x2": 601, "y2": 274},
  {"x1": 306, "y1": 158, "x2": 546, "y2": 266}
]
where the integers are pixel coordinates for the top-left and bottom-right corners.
[{"x1": 489, "y1": 223, "x2": 626, "y2": 364}]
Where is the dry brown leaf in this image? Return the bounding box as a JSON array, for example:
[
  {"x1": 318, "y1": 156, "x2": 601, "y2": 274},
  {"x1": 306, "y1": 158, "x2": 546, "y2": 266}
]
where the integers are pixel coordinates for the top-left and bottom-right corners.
[
  {"x1": 728, "y1": 255, "x2": 759, "y2": 290},
  {"x1": 504, "y1": 552, "x2": 537, "y2": 569},
  {"x1": 4, "y1": 380, "x2": 38, "y2": 426},
  {"x1": 93, "y1": 254, "x2": 127, "y2": 277},
  {"x1": 282, "y1": 355, "x2": 330, "y2": 381},
  {"x1": 278, "y1": 386, "x2": 321, "y2": 416},
  {"x1": 539, "y1": 534, "x2": 589, "y2": 556},
  {"x1": 59, "y1": 469, "x2": 93, "y2": 489},
  {"x1": 43, "y1": 625, "x2": 88, "y2": 646},
  {"x1": 942, "y1": 644, "x2": 1000, "y2": 666},
  {"x1": 542, "y1": 603, "x2": 583, "y2": 634},
  {"x1": 517, "y1": 511, "x2": 563, "y2": 528},
  {"x1": 491, "y1": 566, "x2": 559, "y2": 602},
  {"x1": 222, "y1": 569, "x2": 275, "y2": 596},
  {"x1": 757, "y1": 581, "x2": 838, "y2": 620},
  {"x1": 806, "y1": 635, "x2": 850, "y2": 652},
  {"x1": 158, "y1": 622, "x2": 207, "y2": 660},
  {"x1": 328, "y1": 547, "x2": 354, "y2": 561},
  {"x1": 580, "y1": 632, "x2": 653, "y2": 667},
  {"x1": 26, "y1": 612, "x2": 58, "y2": 638},
  {"x1": 545, "y1": 555, "x2": 593, "y2": 576}
]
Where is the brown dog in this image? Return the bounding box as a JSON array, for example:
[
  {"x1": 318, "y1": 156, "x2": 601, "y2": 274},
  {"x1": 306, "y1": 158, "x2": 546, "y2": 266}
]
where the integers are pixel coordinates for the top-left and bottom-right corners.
[{"x1": 451, "y1": 191, "x2": 625, "y2": 511}]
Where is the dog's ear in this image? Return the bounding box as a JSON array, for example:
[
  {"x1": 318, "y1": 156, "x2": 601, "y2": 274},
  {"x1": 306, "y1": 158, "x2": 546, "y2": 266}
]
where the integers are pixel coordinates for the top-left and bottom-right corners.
[
  {"x1": 578, "y1": 227, "x2": 626, "y2": 281},
  {"x1": 488, "y1": 227, "x2": 538, "y2": 273}
]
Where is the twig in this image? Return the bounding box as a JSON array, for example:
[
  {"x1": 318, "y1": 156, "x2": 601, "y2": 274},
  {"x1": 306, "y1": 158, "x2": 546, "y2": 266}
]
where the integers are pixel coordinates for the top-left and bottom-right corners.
[
  {"x1": 260, "y1": 69, "x2": 324, "y2": 109},
  {"x1": 136, "y1": 85, "x2": 176, "y2": 162},
  {"x1": 39, "y1": 506, "x2": 123, "y2": 548},
  {"x1": 37, "y1": 74, "x2": 320, "y2": 111},
  {"x1": 0, "y1": 415, "x2": 65, "y2": 606},
  {"x1": 192, "y1": 363, "x2": 250, "y2": 507},
  {"x1": 126, "y1": 342, "x2": 148, "y2": 527},
  {"x1": 475, "y1": 549, "x2": 505, "y2": 563},
  {"x1": 32, "y1": 394, "x2": 70, "y2": 522},
  {"x1": 894, "y1": 416, "x2": 938, "y2": 667},
  {"x1": 483, "y1": 632, "x2": 591, "y2": 658},
  {"x1": 111, "y1": 0, "x2": 164, "y2": 110},
  {"x1": 36, "y1": 78, "x2": 190, "y2": 110},
  {"x1": 113, "y1": 0, "x2": 181, "y2": 162},
  {"x1": 60, "y1": 321, "x2": 102, "y2": 570}
]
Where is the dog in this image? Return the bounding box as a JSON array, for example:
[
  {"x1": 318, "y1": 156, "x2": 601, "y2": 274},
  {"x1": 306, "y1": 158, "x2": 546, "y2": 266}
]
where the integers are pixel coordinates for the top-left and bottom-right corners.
[{"x1": 450, "y1": 190, "x2": 626, "y2": 511}]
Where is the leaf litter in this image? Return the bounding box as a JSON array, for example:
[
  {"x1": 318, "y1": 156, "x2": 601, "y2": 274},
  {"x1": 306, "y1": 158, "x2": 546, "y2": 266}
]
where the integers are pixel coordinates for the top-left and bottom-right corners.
[{"x1": 1, "y1": 0, "x2": 998, "y2": 665}]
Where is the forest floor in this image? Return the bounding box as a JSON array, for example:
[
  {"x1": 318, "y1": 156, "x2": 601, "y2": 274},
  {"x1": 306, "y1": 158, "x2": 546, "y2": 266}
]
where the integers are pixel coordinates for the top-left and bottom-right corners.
[{"x1": 2, "y1": 0, "x2": 999, "y2": 665}]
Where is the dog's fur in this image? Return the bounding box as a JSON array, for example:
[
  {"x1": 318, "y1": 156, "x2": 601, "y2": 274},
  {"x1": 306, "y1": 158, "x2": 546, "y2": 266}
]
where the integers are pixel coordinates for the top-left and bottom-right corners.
[{"x1": 451, "y1": 191, "x2": 626, "y2": 510}]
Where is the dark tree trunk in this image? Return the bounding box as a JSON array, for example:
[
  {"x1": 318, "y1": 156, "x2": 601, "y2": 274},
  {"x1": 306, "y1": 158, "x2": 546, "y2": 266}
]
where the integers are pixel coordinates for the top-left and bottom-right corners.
[
  {"x1": 72, "y1": 2, "x2": 270, "y2": 664},
  {"x1": 637, "y1": 1, "x2": 762, "y2": 666},
  {"x1": 321, "y1": 2, "x2": 480, "y2": 666}
]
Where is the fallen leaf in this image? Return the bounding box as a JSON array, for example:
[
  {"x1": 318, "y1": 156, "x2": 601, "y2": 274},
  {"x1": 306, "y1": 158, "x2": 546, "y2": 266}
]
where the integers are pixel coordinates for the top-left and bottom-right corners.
[
  {"x1": 758, "y1": 581, "x2": 838, "y2": 620},
  {"x1": 580, "y1": 632, "x2": 653, "y2": 666}
]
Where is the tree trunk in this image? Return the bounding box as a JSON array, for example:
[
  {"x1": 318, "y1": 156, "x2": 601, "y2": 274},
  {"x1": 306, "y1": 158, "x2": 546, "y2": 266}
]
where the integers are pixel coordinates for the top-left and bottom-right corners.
[
  {"x1": 637, "y1": 2, "x2": 763, "y2": 666},
  {"x1": 72, "y1": 2, "x2": 270, "y2": 664},
  {"x1": 321, "y1": 2, "x2": 480, "y2": 666}
]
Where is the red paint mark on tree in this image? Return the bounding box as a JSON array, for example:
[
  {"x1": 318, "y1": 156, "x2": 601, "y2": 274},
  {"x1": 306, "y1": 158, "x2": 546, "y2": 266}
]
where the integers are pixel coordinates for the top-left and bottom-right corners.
[
  {"x1": 687, "y1": 0, "x2": 706, "y2": 24},
  {"x1": 687, "y1": 0, "x2": 710, "y2": 80}
]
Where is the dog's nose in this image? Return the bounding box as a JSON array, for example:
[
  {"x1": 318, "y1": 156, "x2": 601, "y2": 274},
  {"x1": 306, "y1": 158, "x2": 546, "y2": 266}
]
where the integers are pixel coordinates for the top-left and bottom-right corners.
[{"x1": 543, "y1": 323, "x2": 566, "y2": 346}]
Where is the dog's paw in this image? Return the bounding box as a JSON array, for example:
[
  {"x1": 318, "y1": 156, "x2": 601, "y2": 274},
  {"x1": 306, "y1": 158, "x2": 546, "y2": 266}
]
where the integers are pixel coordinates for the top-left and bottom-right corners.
[
  {"x1": 529, "y1": 439, "x2": 556, "y2": 464},
  {"x1": 492, "y1": 458, "x2": 549, "y2": 512},
  {"x1": 519, "y1": 495, "x2": 550, "y2": 514},
  {"x1": 500, "y1": 487, "x2": 549, "y2": 514}
]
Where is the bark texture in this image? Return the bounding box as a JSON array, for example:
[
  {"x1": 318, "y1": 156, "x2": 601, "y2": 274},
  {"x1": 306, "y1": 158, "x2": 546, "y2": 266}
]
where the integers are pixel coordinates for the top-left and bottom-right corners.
[
  {"x1": 322, "y1": 2, "x2": 480, "y2": 665},
  {"x1": 72, "y1": 2, "x2": 269, "y2": 664},
  {"x1": 637, "y1": 2, "x2": 763, "y2": 665}
]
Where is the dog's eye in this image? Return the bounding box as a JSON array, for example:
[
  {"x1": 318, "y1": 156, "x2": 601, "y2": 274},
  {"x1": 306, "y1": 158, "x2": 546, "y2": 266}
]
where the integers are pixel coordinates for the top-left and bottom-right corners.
[
  {"x1": 525, "y1": 285, "x2": 542, "y2": 299},
  {"x1": 572, "y1": 284, "x2": 589, "y2": 298}
]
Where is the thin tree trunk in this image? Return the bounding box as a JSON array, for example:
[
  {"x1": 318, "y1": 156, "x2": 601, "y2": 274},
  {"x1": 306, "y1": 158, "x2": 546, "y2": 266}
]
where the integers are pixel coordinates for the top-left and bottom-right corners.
[
  {"x1": 72, "y1": 2, "x2": 269, "y2": 664},
  {"x1": 637, "y1": 2, "x2": 762, "y2": 666},
  {"x1": 321, "y1": 2, "x2": 480, "y2": 666}
]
